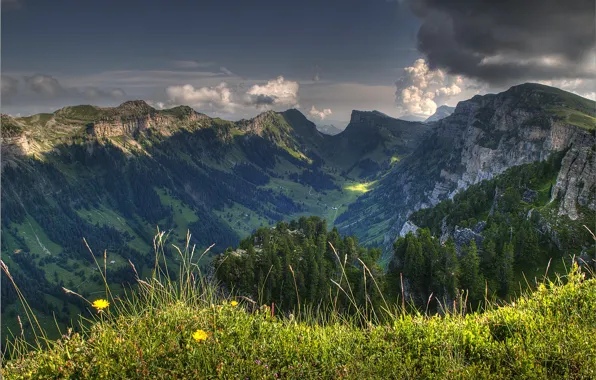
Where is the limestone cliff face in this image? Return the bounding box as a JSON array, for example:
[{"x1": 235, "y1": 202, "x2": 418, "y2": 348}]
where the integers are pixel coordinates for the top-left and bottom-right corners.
[
  {"x1": 1, "y1": 103, "x2": 211, "y2": 163},
  {"x1": 550, "y1": 130, "x2": 595, "y2": 220},
  {"x1": 88, "y1": 104, "x2": 208, "y2": 138},
  {"x1": 337, "y1": 83, "x2": 595, "y2": 256}
]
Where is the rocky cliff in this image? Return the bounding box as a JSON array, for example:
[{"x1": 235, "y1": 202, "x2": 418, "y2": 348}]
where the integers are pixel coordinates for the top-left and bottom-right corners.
[
  {"x1": 0, "y1": 102, "x2": 211, "y2": 163},
  {"x1": 336, "y1": 83, "x2": 595, "y2": 256}
]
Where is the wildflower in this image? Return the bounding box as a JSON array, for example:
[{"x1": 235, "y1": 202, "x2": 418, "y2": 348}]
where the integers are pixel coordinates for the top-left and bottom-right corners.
[
  {"x1": 230, "y1": 300, "x2": 238, "y2": 307},
  {"x1": 92, "y1": 299, "x2": 109, "y2": 310},
  {"x1": 192, "y1": 329, "x2": 209, "y2": 342}
]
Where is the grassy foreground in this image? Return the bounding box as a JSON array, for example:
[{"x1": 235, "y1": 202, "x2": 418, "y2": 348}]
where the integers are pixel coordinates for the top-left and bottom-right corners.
[{"x1": 2, "y1": 234, "x2": 595, "y2": 379}]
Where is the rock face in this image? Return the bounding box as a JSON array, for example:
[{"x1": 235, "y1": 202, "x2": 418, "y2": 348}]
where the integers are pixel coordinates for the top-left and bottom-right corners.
[
  {"x1": 337, "y1": 83, "x2": 596, "y2": 258},
  {"x1": 451, "y1": 227, "x2": 485, "y2": 254},
  {"x1": 0, "y1": 102, "x2": 211, "y2": 161},
  {"x1": 550, "y1": 131, "x2": 595, "y2": 220},
  {"x1": 88, "y1": 103, "x2": 208, "y2": 138},
  {"x1": 88, "y1": 115, "x2": 154, "y2": 137}
]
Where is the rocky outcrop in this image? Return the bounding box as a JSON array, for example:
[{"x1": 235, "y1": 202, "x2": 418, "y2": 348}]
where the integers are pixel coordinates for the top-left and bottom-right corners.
[
  {"x1": 88, "y1": 115, "x2": 153, "y2": 137},
  {"x1": 1, "y1": 102, "x2": 213, "y2": 162},
  {"x1": 399, "y1": 220, "x2": 419, "y2": 236},
  {"x1": 451, "y1": 227, "x2": 485, "y2": 254},
  {"x1": 550, "y1": 131, "x2": 595, "y2": 220}
]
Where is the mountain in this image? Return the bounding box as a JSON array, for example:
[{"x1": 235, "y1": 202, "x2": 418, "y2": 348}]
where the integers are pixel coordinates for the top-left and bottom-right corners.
[
  {"x1": 2, "y1": 83, "x2": 595, "y2": 339},
  {"x1": 337, "y1": 83, "x2": 595, "y2": 259},
  {"x1": 1, "y1": 100, "x2": 420, "y2": 337},
  {"x1": 398, "y1": 113, "x2": 427, "y2": 122},
  {"x1": 316, "y1": 123, "x2": 344, "y2": 135},
  {"x1": 324, "y1": 110, "x2": 432, "y2": 178},
  {"x1": 425, "y1": 105, "x2": 455, "y2": 122}
]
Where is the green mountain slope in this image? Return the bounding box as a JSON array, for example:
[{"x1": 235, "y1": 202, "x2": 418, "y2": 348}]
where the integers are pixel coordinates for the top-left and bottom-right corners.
[
  {"x1": 1, "y1": 102, "x2": 428, "y2": 338},
  {"x1": 2, "y1": 83, "x2": 594, "y2": 342}
]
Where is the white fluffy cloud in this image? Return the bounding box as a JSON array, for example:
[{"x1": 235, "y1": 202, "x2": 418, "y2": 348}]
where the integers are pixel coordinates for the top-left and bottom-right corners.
[
  {"x1": 245, "y1": 76, "x2": 300, "y2": 108},
  {"x1": 395, "y1": 59, "x2": 478, "y2": 117},
  {"x1": 165, "y1": 75, "x2": 300, "y2": 115},
  {"x1": 309, "y1": 105, "x2": 332, "y2": 120},
  {"x1": 166, "y1": 82, "x2": 235, "y2": 112}
]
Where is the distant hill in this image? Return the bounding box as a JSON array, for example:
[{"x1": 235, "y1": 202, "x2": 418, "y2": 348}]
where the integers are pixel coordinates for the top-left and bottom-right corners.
[
  {"x1": 425, "y1": 105, "x2": 455, "y2": 122},
  {"x1": 316, "y1": 123, "x2": 344, "y2": 135},
  {"x1": 398, "y1": 113, "x2": 427, "y2": 122}
]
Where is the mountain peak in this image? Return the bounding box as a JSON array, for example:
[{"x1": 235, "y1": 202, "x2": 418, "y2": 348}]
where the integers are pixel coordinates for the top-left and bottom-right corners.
[
  {"x1": 425, "y1": 105, "x2": 455, "y2": 122},
  {"x1": 114, "y1": 100, "x2": 154, "y2": 115},
  {"x1": 349, "y1": 110, "x2": 390, "y2": 123}
]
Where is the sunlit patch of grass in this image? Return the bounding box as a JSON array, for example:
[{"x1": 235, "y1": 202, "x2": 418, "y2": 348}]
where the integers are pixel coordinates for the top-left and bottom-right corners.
[
  {"x1": 390, "y1": 156, "x2": 402, "y2": 164},
  {"x1": 344, "y1": 181, "x2": 376, "y2": 194}
]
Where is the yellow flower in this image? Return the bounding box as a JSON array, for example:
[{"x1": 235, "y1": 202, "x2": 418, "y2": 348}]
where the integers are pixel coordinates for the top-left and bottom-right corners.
[
  {"x1": 192, "y1": 329, "x2": 209, "y2": 342},
  {"x1": 92, "y1": 299, "x2": 109, "y2": 310},
  {"x1": 230, "y1": 300, "x2": 238, "y2": 307}
]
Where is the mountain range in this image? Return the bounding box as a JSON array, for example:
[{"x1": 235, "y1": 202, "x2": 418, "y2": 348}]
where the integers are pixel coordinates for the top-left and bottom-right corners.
[{"x1": 1, "y1": 82, "x2": 595, "y2": 336}]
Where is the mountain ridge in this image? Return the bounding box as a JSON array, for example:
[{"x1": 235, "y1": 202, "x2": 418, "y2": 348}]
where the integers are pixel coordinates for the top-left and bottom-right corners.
[{"x1": 336, "y1": 83, "x2": 595, "y2": 257}]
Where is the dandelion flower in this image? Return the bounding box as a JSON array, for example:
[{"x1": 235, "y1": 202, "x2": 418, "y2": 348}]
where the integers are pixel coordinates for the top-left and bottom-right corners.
[
  {"x1": 192, "y1": 329, "x2": 209, "y2": 342},
  {"x1": 92, "y1": 299, "x2": 109, "y2": 310},
  {"x1": 230, "y1": 300, "x2": 238, "y2": 307}
]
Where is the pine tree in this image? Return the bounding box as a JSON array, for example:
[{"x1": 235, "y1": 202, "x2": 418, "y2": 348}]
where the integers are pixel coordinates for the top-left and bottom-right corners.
[
  {"x1": 443, "y1": 239, "x2": 459, "y2": 300},
  {"x1": 498, "y1": 242, "x2": 515, "y2": 298},
  {"x1": 459, "y1": 240, "x2": 484, "y2": 305}
]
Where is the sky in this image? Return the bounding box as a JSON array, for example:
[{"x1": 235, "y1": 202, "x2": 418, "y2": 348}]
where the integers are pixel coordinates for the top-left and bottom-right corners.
[{"x1": 1, "y1": 0, "x2": 595, "y2": 123}]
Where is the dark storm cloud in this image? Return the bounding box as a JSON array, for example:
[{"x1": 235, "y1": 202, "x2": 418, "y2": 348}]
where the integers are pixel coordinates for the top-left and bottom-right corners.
[
  {"x1": 244, "y1": 94, "x2": 277, "y2": 107},
  {"x1": 406, "y1": 0, "x2": 596, "y2": 84}
]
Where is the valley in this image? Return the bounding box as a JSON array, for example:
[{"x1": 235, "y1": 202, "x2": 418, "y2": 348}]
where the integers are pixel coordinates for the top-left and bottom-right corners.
[{"x1": 1, "y1": 83, "x2": 595, "y2": 342}]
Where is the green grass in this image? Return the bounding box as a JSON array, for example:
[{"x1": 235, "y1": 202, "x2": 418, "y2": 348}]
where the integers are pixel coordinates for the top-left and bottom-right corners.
[
  {"x1": 549, "y1": 107, "x2": 596, "y2": 130},
  {"x1": 2, "y1": 233, "x2": 595, "y2": 379},
  {"x1": 344, "y1": 181, "x2": 376, "y2": 194},
  {"x1": 155, "y1": 189, "x2": 200, "y2": 244},
  {"x1": 77, "y1": 206, "x2": 152, "y2": 254}
]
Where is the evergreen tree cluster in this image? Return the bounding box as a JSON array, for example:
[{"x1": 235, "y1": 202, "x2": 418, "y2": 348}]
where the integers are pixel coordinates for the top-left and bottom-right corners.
[{"x1": 215, "y1": 217, "x2": 383, "y2": 313}]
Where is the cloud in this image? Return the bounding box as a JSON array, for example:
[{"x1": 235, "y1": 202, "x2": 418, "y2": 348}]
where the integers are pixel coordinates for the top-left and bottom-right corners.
[
  {"x1": 22, "y1": 74, "x2": 126, "y2": 102},
  {"x1": 299, "y1": 82, "x2": 399, "y2": 121},
  {"x1": 164, "y1": 75, "x2": 300, "y2": 116},
  {"x1": 1, "y1": 75, "x2": 19, "y2": 99},
  {"x1": 244, "y1": 76, "x2": 299, "y2": 108},
  {"x1": 309, "y1": 105, "x2": 332, "y2": 120},
  {"x1": 146, "y1": 100, "x2": 166, "y2": 109},
  {"x1": 219, "y1": 67, "x2": 235, "y2": 76},
  {"x1": 166, "y1": 82, "x2": 236, "y2": 112},
  {"x1": 313, "y1": 65, "x2": 321, "y2": 82},
  {"x1": 394, "y1": 59, "x2": 482, "y2": 117},
  {"x1": 405, "y1": 0, "x2": 596, "y2": 84},
  {"x1": 171, "y1": 60, "x2": 215, "y2": 69}
]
